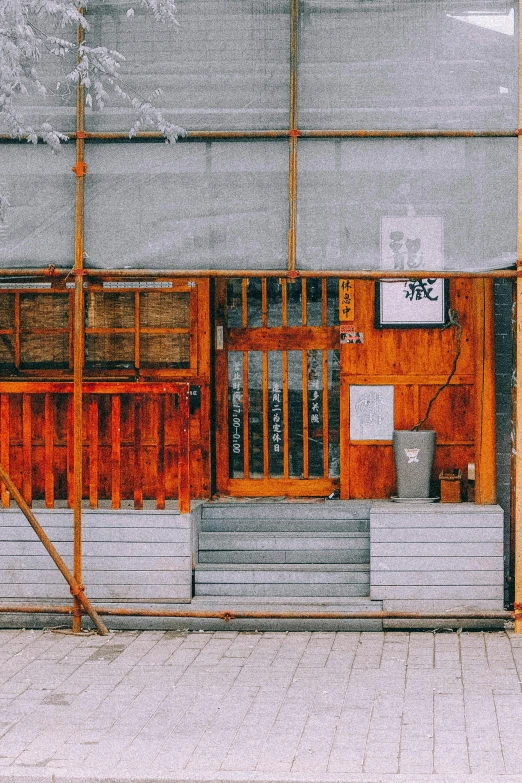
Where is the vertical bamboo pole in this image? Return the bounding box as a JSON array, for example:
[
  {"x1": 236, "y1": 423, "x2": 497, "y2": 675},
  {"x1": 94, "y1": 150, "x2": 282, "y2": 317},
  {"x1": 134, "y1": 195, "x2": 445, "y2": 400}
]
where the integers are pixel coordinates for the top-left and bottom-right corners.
[
  {"x1": 288, "y1": 0, "x2": 299, "y2": 272},
  {"x1": 72, "y1": 17, "x2": 86, "y2": 633},
  {"x1": 514, "y1": 0, "x2": 522, "y2": 633}
]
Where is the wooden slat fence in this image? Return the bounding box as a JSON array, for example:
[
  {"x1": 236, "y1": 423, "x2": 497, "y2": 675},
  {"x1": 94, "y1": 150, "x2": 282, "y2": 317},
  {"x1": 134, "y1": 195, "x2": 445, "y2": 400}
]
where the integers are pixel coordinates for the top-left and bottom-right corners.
[{"x1": 0, "y1": 383, "x2": 190, "y2": 514}]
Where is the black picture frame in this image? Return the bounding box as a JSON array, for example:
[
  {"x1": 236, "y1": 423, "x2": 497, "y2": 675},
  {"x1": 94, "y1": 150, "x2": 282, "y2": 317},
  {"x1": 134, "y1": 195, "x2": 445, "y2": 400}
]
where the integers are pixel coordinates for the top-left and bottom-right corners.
[{"x1": 374, "y1": 278, "x2": 450, "y2": 329}]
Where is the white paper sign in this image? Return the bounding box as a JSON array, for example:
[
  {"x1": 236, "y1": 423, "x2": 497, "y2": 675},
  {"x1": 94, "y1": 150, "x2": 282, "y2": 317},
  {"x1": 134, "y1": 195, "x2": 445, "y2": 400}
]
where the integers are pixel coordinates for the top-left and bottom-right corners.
[
  {"x1": 378, "y1": 278, "x2": 446, "y2": 326},
  {"x1": 350, "y1": 385, "x2": 394, "y2": 441},
  {"x1": 381, "y1": 217, "x2": 444, "y2": 271}
]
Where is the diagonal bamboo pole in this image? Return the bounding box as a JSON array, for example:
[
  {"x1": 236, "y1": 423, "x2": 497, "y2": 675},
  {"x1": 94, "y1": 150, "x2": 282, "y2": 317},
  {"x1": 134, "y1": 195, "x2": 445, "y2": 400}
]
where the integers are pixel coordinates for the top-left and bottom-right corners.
[{"x1": 0, "y1": 464, "x2": 108, "y2": 635}]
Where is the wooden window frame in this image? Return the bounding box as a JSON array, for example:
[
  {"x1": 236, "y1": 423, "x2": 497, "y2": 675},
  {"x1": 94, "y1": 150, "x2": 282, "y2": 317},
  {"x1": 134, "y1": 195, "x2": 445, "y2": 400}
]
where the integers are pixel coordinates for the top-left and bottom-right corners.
[
  {"x1": 0, "y1": 286, "x2": 73, "y2": 377},
  {"x1": 84, "y1": 280, "x2": 198, "y2": 378},
  {"x1": 0, "y1": 279, "x2": 199, "y2": 379}
]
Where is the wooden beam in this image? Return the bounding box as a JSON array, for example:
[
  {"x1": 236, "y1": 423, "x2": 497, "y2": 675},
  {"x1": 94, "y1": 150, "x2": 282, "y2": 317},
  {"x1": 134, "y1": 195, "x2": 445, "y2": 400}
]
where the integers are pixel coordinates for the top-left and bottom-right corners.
[
  {"x1": 177, "y1": 388, "x2": 190, "y2": 514},
  {"x1": 44, "y1": 393, "x2": 54, "y2": 508},
  {"x1": 89, "y1": 395, "x2": 99, "y2": 509},
  {"x1": 133, "y1": 395, "x2": 143, "y2": 510},
  {"x1": 514, "y1": 0, "x2": 522, "y2": 634},
  {"x1": 111, "y1": 395, "x2": 121, "y2": 510},
  {"x1": 22, "y1": 394, "x2": 32, "y2": 505},
  {"x1": 156, "y1": 395, "x2": 166, "y2": 510},
  {"x1": 0, "y1": 395, "x2": 9, "y2": 507},
  {"x1": 474, "y1": 279, "x2": 497, "y2": 504}
]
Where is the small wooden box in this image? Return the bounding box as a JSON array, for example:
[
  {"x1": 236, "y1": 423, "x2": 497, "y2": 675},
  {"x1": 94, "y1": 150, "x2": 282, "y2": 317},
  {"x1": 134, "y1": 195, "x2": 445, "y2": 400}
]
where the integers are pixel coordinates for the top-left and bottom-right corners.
[{"x1": 439, "y1": 471, "x2": 462, "y2": 503}]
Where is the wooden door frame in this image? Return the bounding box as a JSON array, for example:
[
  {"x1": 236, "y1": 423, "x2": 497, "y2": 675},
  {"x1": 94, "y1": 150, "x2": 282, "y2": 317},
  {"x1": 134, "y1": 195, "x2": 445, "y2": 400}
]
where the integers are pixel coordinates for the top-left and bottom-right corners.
[{"x1": 213, "y1": 278, "x2": 340, "y2": 497}]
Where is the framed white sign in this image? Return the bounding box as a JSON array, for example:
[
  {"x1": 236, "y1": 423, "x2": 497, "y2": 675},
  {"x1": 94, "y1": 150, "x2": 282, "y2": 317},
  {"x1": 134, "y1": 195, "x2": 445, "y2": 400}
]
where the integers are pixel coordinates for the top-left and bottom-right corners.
[
  {"x1": 350, "y1": 385, "x2": 394, "y2": 441},
  {"x1": 376, "y1": 278, "x2": 449, "y2": 328}
]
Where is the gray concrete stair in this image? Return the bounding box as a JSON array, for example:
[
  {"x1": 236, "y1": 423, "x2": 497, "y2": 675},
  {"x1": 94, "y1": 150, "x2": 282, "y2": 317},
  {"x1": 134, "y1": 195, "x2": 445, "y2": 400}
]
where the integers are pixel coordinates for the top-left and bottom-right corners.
[
  {"x1": 195, "y1": 563, "x2": 370, "y2": 597},
  {"x1": 196, "y1": 500, "x2": 371, "y2": 599}
]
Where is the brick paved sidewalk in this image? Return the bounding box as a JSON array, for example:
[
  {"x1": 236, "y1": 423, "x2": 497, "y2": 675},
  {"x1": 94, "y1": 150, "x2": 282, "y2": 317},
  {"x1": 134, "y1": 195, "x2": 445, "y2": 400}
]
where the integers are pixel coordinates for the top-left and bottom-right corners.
[{"x1": 0, "y1": 629, "x2": 521, "y2": 783}]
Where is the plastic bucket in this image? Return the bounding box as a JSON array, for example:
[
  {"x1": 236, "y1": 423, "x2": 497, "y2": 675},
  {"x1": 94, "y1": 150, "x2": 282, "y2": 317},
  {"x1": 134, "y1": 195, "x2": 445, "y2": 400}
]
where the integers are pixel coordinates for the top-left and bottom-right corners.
[{"x1": 393, "y1": 430, "x2": 436, "y2": 498}]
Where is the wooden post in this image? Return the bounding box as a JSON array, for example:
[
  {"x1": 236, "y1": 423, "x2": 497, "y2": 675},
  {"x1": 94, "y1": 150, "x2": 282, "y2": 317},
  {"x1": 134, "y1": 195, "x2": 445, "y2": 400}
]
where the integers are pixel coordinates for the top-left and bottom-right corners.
[
  {"x1": 474, "y1": 278, "x2": 497, "y2": 505},
  {"x1": 0, "y1": 395, "x2": 9, "y2": 507},
  {"x1": 515, "y1": 274, "x2": 522, "y2": 631},
  {"x1": 72, "y1": 17, "x2": 86, "y2": 633},
  {"x1": 514, "y1": 0, "x2": 522, "y2": 633},
  {"x1": 177, "y1": 386, "x2": 190, "y2": 514}
]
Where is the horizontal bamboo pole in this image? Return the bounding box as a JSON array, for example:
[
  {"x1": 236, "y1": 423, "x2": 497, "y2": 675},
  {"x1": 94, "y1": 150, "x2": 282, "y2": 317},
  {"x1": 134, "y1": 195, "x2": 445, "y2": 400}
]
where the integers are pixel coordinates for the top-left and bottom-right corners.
[
  {"x1": 0, "y1": 130, "x2": 518, "y2": 142},
  {"x1": 0, "y1": 604, "x2": 512, "y2": 621},
  {"x1": 0, "y1": 463, "x2": 109, "y2": 635},
  {"x1": 0, "y1": 269, "x2": 517, "y2": 280}
]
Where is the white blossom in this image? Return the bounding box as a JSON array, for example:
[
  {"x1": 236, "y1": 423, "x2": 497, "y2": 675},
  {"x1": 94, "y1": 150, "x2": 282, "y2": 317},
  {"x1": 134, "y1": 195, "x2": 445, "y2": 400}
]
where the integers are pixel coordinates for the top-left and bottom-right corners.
[{"x1": 0, "y1": 0, "x2": 185, "y2": 146}]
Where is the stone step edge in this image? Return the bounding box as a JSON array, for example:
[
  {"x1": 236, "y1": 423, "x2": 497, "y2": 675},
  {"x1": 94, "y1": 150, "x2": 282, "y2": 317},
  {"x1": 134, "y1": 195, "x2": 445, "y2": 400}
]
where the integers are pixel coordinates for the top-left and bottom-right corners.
[
  {"x1": 200, "y1": 531, "x2": 369, "y2": 538},
  {"x1": 195, "y1": 563, "x2": 370, "y2": 571}
]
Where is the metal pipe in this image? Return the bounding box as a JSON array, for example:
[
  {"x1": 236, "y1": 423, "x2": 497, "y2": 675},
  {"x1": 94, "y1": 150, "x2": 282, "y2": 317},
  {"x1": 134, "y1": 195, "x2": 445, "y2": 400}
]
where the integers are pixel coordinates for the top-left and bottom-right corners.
[{"x1": 0, "y1": 604, "x2": 513, "y2": 621}]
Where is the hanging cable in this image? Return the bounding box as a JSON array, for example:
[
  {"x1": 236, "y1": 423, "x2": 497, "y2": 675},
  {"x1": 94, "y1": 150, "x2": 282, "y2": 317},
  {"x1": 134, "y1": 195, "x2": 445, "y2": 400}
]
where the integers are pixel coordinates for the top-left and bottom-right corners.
[{"x1": 412, "y1": 309, "x2": 462, "y2": 431}]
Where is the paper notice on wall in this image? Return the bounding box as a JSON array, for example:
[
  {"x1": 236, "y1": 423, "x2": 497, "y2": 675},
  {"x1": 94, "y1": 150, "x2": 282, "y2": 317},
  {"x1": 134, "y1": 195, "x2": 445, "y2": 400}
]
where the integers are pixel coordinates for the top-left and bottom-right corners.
[{"x1": 350, "y1": 385, "x2": 394, "y2": 441}]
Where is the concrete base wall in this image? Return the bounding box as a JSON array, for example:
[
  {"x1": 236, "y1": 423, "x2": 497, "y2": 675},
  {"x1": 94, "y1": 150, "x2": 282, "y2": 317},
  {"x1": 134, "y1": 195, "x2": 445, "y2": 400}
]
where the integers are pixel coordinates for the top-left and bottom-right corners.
[
  {"x1": 0, "y1": 507, "x2": 195, "y2": 608},
  {"x1": 370, "y1": 501, "x2": 505, "y2": 611},
  {"x1": 0, "y1": 500, "x2": 508, "y2": 630}
]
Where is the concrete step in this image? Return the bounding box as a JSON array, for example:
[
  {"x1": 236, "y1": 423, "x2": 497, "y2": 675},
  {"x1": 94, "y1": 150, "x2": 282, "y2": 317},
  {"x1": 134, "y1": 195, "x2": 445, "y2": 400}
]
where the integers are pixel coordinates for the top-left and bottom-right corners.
[
  {"x1": 201, "y1": 500, "x2": 370, "y2": 524},
  {"x1": 199, "y1": 532, "x2": 369, "y2": 565},
  {"x1": 196, "y1": 563, "x2": 370, "y2": 580},
  {"x1": 200, "y1": 517, "x2": 369, "y2": 533},
  {"x1": 195, "y1": 563, "x2": 370, "y2": 598},
  {"x1": 199, "y1": 531, "x2": 369, "y2": 551},
  {"x1": 195, "y1": 583, "x2": 370, "y2": 598},
  {"x1": 198, "y1": 549, "x2": 369, "y2": 564}
]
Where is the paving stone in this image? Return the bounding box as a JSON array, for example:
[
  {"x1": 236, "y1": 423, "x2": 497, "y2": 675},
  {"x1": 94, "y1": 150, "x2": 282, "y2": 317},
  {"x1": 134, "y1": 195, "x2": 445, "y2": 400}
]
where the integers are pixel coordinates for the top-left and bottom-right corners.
[{"x1": 0, "y1": 629, "x2": 520, "y2": 782}]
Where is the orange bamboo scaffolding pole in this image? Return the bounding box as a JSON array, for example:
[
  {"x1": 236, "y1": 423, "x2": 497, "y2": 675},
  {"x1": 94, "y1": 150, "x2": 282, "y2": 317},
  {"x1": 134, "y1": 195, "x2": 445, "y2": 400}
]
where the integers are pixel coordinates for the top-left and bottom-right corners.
[
  {"x1": 1, "y1": 269, "x2": 517, "y2": 280},
  {"x1": 71, "y1": 17, "x2": 86, "y2": 633},
  {"x1": 0, "y1": 603, "x2": 512, "y2": 622},
  {"x1": 515, "y1": 0, "x2": 522, "y2": 634},
  {"x1": 287, "y1": 0, "x2": 299, "y2": 272},
  {"x1": 0, "y1": 130, "x2": 518, "y2": 141},
  {"x1": 0, "y1": 465, "x2": 109, "y2": 634}
]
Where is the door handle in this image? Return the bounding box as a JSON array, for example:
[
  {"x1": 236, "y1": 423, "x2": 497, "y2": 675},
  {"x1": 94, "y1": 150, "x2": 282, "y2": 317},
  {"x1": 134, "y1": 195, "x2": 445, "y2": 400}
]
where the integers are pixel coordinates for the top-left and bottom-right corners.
[{"x1": 216, "y1": 325, "x2": 224, "y2": 350}]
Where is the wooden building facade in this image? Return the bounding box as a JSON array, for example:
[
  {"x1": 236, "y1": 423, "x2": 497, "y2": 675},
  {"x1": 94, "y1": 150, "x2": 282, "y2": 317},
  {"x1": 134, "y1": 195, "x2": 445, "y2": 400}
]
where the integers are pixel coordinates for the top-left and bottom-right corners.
[{"x1": 0, "y1": 0, "x2": 520, "y2": 630}]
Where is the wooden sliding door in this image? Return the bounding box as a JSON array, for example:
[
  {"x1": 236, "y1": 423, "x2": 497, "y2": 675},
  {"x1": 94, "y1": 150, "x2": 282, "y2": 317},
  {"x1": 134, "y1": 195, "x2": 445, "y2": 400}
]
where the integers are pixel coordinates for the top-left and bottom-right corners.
[{"x1": 215, "y1": 278, "x2": 340, "y2": 496}]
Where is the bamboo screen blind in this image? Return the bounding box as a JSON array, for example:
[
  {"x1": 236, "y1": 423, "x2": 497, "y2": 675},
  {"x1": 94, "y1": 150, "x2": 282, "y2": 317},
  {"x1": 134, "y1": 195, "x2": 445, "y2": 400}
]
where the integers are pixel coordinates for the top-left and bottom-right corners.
[
  {"x1": 85, "y1": 290, "x2": 191, "y2": 369},
  {"x1": 0, "y1": 292, "x2": 70, "y2": 370},
  {"x1": 0, "y1": 287, "x2": 193, "y2": 374}
]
